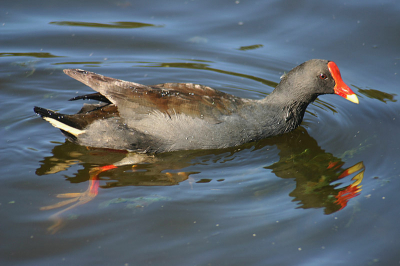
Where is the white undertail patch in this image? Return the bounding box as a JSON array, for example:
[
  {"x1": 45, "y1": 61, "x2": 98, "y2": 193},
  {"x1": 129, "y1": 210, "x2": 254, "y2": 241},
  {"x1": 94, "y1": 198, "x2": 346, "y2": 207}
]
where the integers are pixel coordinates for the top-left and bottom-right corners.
[{"x1": 43, "y1": 117, "x2": 85, "y2": 136}]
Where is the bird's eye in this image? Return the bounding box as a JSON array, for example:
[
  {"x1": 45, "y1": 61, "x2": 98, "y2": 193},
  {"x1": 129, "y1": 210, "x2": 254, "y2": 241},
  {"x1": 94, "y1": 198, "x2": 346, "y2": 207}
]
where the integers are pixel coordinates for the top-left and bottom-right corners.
[{"x1": 319, "y1": 73, "x2": 328, "y2": 80}]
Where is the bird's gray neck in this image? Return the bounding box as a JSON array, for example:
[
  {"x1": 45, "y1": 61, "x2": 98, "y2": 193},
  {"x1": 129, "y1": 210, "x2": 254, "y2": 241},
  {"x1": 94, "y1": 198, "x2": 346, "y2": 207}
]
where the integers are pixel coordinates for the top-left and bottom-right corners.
[{"x1": 252, "y1": 89, "x2": 317, "y2": 136}]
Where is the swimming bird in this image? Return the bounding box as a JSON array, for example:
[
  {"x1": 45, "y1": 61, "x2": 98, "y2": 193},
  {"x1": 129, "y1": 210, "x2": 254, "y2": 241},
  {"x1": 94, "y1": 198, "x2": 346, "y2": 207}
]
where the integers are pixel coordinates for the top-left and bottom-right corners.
[{"x1": 34, "y1": 59, "x2": 358, "y2": 153}]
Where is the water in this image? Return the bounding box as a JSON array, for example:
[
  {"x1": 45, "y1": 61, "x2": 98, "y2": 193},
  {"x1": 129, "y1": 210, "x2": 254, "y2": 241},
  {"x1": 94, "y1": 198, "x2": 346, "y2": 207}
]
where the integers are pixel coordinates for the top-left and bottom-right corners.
[{"x1": 1, "y1": 0, "x2": 400, "y2": 265}]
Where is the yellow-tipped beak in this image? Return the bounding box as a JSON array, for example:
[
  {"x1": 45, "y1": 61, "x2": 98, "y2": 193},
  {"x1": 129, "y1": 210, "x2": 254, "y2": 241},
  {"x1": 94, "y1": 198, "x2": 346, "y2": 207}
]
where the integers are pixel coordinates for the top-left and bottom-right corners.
[
  {"x1": 345, "y1": 93, "x2": 359, "y2": 104},
  {"x1": 328, "y1": 61, "x2": 359, "y2": 104}
]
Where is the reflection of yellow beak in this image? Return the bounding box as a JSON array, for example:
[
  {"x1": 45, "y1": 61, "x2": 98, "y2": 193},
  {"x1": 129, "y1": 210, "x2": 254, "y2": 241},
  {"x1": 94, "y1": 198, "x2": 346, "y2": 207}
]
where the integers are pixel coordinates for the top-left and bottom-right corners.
[
  {"x1": 335, "y1": 161, "x2": 365, "y2": 211},
  {"x1": 338, "y1": 161, "x2": 364, "y2": 179},
  {"x1": 349, "y1": 161, "x2": 365, "y2": 188},
  {"x1": 352, "y1": 171, "x2": 364, "y2": 188}
]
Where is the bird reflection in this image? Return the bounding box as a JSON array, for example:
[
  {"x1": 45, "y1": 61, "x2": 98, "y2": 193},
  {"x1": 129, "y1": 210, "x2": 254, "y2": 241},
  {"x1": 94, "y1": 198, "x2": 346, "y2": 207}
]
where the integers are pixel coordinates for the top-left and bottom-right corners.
[
  {"x1": 261, "y1": 127, "x2": 365, "y2": 214},
  {"x1": 36, "y1": 127, "x2": 365, "y2": 233}
]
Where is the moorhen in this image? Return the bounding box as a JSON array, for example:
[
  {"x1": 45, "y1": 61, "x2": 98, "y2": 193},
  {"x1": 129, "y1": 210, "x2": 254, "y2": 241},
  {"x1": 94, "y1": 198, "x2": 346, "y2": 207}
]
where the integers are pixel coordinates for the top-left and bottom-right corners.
[{"x1": 34, "y1": 59, "x2": 358, "y2": 153}]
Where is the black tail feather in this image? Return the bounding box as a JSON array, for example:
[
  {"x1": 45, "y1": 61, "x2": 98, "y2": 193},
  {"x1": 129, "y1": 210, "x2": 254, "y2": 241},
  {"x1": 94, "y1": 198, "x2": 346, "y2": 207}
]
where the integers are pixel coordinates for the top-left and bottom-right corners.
[
  {"x1": 33, "y1": 106, "x2": 83, "y2": 130},
  {"x1": 68, "y1": 92, "x2": 112, "y2": 104}
]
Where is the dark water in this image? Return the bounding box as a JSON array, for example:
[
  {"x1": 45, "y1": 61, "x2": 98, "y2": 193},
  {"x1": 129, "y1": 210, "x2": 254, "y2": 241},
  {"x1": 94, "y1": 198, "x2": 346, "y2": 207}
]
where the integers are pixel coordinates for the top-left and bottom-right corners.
[{"x1": 2, "y1": 0, "x2": 400, "y2": 265}]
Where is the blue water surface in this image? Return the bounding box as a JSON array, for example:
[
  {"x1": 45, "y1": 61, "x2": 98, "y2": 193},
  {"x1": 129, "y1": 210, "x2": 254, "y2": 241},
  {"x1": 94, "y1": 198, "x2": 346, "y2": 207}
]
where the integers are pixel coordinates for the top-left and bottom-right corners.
[{"x1": 1, "y1": 0, "x2": 400, "y2": 265}]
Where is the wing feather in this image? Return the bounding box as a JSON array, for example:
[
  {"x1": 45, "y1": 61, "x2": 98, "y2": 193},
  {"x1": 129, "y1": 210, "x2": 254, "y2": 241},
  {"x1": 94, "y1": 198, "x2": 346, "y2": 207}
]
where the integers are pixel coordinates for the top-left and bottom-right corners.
[{"x1": 63, "y1": 69, "x2": 246, "y2": 124}]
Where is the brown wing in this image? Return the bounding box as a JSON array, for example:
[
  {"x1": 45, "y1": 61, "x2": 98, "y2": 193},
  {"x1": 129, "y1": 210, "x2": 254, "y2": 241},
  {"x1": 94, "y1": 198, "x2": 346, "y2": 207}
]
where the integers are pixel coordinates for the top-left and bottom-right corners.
[{"x1": 63, "y1": 69, "x2": 247, "y2": 123}]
